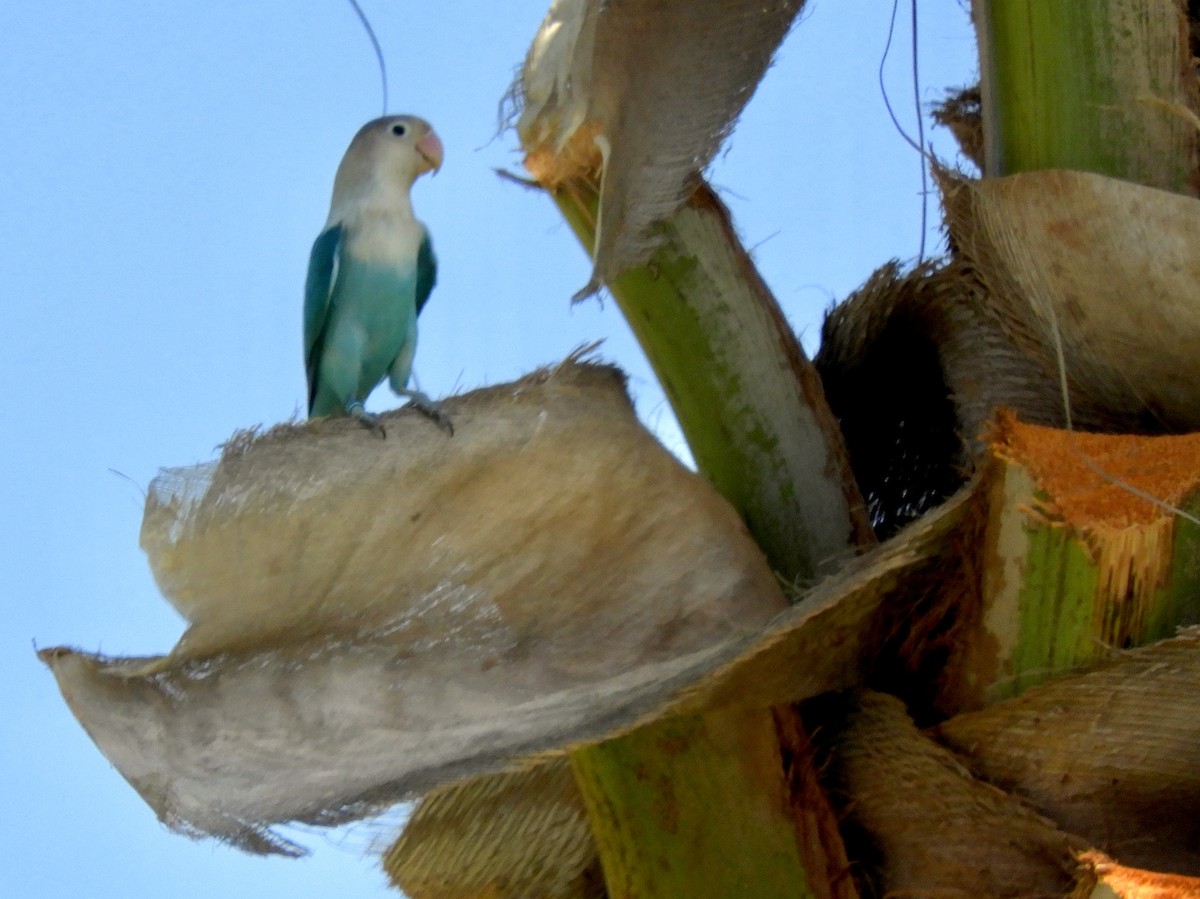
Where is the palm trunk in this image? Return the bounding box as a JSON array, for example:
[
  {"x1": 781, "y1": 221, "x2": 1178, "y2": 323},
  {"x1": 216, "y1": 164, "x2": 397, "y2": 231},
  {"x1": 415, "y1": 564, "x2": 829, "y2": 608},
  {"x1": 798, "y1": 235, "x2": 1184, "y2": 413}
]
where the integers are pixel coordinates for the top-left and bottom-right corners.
[
  {"x1": 548, "y1": 175, "x2": 868, "y2": 899},
  {"x1": 958, "y1": 0, "x2": 1200, "y2": 705},
  {"x1": 975, "y1": 0, "x2": 1198, "y2": 194}
]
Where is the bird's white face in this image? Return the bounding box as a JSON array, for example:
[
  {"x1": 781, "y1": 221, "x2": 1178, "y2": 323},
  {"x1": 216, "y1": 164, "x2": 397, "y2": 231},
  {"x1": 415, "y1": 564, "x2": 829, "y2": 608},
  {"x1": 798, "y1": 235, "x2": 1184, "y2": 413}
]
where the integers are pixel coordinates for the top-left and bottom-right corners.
[
  {"x1": 383, "y1": 116, "x2": 444, "y2": 177},
  {"x1": 330, "y1": 114, "x2": 444, "y2": 214},
  {"x1": 358, "y1": 115, "x2": 444, "y2": 184}
]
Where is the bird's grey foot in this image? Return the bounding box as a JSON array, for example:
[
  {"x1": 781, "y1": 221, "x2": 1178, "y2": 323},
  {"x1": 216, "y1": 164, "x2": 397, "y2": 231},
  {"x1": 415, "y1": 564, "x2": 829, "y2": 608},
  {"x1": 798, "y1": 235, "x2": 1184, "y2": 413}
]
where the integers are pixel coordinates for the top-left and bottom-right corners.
[
  {"x1": 399, "y1": 389, "x2": 454, "y2": 436},
  {"x1": 347, "y1": 401, "x2": 387, "y2": 438}
]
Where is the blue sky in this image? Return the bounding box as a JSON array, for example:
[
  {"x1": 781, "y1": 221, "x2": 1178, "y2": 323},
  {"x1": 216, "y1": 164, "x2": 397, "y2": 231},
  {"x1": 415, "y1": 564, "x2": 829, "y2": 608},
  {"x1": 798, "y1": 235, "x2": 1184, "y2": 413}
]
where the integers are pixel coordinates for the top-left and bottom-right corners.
[{"x1": 1, "y1": 2, "x2": 975, "y2": 895}]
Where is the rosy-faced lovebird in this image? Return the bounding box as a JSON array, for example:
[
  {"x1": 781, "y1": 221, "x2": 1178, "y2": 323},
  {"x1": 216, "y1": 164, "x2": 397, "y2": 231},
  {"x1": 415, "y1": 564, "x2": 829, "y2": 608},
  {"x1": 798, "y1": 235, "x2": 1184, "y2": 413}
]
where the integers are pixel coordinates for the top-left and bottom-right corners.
[{"x1": 304, "y1": 115, "x2": 450, "y2": 435}]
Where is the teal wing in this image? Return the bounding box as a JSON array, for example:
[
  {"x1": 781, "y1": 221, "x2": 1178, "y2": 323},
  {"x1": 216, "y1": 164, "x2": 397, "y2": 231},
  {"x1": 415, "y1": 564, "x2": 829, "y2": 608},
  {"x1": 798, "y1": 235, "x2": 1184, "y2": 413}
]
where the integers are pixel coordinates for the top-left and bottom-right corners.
[
  {"x1": 303, "y1": 224, "x2": 343, "y2": 414},
  {"x1": 415, "y1": 229, "x2": 437, "y2": 317}
]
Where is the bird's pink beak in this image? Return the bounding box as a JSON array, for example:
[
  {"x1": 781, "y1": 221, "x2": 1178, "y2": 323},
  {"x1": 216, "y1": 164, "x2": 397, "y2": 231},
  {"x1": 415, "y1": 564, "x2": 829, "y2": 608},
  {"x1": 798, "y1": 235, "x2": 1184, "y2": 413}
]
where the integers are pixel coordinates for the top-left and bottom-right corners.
[{"x1": 416, "y1": 130, "x2": 444, "y2": 175}]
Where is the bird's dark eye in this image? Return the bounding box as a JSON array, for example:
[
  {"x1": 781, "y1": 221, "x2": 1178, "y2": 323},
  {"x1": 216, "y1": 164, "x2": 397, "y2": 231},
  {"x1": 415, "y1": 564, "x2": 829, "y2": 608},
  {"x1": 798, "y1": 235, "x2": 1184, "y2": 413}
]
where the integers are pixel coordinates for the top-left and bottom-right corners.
[{"x1": 391, "y1": 123, "x2": 407, "y2": 137}]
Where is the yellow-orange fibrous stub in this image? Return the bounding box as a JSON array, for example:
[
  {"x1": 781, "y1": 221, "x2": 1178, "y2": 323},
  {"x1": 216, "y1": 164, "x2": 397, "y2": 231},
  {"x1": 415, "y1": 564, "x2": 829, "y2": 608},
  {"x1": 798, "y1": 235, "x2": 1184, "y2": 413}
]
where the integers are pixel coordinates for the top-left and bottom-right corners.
[{"x1": 988, "y1": 409, "x2": 1200, "y2": 530}]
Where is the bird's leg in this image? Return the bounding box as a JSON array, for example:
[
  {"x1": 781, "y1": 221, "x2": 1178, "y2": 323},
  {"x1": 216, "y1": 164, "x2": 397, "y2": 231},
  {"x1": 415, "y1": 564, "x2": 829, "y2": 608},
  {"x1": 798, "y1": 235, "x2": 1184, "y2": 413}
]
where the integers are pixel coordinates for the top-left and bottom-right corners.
[
  {"x1": 346, "y1": 401, "x2": 387, "y2": 438},
  {"x1": 397, "y1": 389, "x2": 454, "y2": 435}
]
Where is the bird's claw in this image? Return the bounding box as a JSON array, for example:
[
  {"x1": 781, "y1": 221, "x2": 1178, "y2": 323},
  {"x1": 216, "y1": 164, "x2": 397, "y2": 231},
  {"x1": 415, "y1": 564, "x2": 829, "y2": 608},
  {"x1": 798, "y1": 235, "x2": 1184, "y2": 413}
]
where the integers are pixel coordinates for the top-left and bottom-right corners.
[
  {"x1": 399, "y1": 390, "x2": 454, "y2": 436},
  {"x1": 347, "y1": 402, "x2": 387, "y2": 439},
  {"x1": 425, "y1": 406, "x2": 455, "y2": 436}
]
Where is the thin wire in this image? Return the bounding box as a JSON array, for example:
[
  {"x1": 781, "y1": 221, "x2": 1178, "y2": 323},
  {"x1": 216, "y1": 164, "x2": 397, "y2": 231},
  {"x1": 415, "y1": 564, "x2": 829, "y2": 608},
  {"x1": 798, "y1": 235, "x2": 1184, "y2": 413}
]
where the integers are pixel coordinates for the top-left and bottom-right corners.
[
  {"x1": 345, "y1": 0, "x2": 388, "y2": 115},
  {"x1": 909, "y1": 0, "x2": 928, "y2": 261},
  {"x1": 879, "y1": 0, "x2": 929, "y2": 260},
  {"x1": 879, "y1": 1, "x2": 920, "y2": 154},
  {"x1": 1077, "y1": 450, "x2": 1200, "y2": 527}
]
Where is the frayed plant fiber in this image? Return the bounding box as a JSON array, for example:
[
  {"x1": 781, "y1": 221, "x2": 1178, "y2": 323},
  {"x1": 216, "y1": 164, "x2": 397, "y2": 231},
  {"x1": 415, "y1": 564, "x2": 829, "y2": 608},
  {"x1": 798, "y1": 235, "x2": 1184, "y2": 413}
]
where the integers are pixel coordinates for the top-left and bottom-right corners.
[
  {"x1": 810, "y1": 690, "x2": 1082, "y2": 898},
  {"x1": 516, "y1": 0, "x2": 804, "y2": 297},
  {"x1": 818, "y1": 170, "x2": 1200, "y2": 533},
  {"x1": 937, "y1": 629, "x2": 1200, "y2": 876},
  {"x1": 42, "y1": 360, "x2": 789, "y2": 855},
  {"x1": 376, "y1": 486, "x2": 976, "y2": 895},
  {"x1": 938, "y1": 169, "x2": 1200, "y2": 436},
  {"x1": 42, "y1": 357, "x2": 982, "y2": 859},
  {"x1": 384, "y1": 759, "x2": 603, "y2": 899}
]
